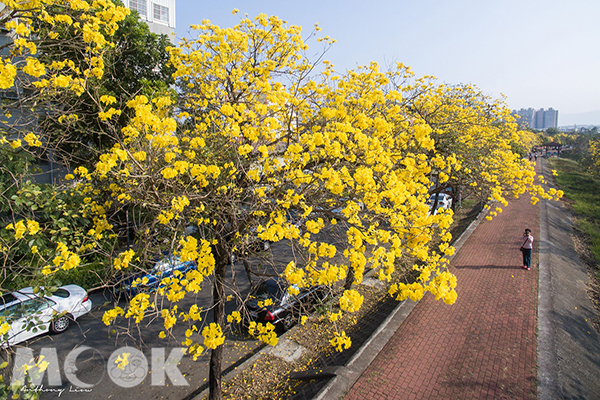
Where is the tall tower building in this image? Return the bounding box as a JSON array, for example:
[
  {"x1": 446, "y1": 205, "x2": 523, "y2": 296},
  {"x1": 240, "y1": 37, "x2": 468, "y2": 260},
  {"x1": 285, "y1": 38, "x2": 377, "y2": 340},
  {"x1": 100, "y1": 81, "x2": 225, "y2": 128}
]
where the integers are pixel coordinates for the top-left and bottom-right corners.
[
  {"x1": 534, "y1": 109, "x2": 545, "y2": 129},
  {"x1": 513, "y1": 108, "x2": 536, "y2": 128},
  {"x1": 543, "y1": 108, "x2": 558, "y2": 129},
  {"x1": 125, "y1": 0, "x2": 175, "y2": 36}
]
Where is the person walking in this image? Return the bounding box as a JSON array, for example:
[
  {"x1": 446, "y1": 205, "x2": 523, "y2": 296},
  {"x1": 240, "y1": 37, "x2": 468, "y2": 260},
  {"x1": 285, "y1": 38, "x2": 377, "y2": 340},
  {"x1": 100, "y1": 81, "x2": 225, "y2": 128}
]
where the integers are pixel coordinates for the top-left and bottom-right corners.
[{"x1": 521, "y1": 228, "x2": 533, "y2": 270}]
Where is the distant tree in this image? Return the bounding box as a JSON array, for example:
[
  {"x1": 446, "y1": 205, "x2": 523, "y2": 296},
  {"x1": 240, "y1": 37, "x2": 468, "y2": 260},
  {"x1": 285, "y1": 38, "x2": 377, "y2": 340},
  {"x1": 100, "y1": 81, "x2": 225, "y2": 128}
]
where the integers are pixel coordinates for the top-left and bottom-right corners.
[{"x1": 588, "y1": 138, "x2": 600, "y2": 176}]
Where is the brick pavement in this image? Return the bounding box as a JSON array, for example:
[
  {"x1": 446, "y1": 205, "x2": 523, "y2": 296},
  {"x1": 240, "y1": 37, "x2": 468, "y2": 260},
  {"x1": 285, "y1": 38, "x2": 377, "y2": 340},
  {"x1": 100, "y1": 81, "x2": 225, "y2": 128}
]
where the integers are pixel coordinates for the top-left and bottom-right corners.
[{"x1": 345, "y1": 191, "x2": 540, "y2": 399}]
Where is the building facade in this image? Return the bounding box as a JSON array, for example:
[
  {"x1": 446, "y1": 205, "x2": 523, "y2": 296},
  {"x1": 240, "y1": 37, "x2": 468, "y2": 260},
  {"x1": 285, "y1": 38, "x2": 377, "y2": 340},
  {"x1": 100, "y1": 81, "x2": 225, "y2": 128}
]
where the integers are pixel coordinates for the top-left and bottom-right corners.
[
  {"x1": 125, "y1": 0, "x2": 176, "y2": 36},
  {"x1": 512, "y1": 107, "x2": 559, "y2": 130}
]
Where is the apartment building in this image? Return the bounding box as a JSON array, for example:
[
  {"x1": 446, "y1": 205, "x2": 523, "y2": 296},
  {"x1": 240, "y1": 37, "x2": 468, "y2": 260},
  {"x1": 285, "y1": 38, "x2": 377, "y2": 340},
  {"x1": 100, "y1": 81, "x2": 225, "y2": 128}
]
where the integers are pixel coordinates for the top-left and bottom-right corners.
[
  {"x1": 512, "y1": 107, "x2": 559, "y2": 130},
  {"x1": 125, "y1": 0, "x2": 176, "y2": 36}
]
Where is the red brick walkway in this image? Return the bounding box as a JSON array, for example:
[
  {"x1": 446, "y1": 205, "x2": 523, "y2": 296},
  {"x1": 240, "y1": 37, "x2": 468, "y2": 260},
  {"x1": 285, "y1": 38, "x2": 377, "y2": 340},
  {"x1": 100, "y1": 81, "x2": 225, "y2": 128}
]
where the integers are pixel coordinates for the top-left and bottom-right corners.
[{"x1": 345, "y1": 193, "x2": 540, "y2": 399}]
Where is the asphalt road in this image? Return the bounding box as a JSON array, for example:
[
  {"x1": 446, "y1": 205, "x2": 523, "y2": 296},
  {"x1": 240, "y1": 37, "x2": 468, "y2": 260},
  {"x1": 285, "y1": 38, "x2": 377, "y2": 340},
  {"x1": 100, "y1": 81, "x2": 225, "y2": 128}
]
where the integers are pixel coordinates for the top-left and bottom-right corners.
[{"x1": 6, "y1": 240, "x2": 298, "y2": 400}]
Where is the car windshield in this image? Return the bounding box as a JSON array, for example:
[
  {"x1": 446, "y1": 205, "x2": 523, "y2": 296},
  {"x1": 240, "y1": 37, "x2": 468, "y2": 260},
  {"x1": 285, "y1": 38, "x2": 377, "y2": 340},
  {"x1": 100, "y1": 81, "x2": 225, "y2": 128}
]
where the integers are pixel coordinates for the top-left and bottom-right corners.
[
  {"x1": 429, "y1": 194, "x2": 448, "y2": 201},
  {"x1": 153, "y1": 258, "x2": 174, "y2": 273},
  {"x1": 0, "y1": 297, "x2": 56, "y2": 319}
]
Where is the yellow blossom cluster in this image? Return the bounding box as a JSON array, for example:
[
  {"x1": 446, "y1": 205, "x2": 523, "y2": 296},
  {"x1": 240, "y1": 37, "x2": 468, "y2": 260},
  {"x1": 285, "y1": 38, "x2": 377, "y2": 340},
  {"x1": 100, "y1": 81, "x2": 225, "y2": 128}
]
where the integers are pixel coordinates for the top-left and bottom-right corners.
[
  {"x1": 102, "y1": 306, "x2": 124, "y2": 325},
  {"x1": 248, "y1": 321, "x2": 279, "y2": 346},
  {"x1": 589, "y1": 139, "x2": 600, "y2": 175},
  {"x1": 0, "y1": 0, "x2": 129, "y2": 93},
  {"x1": 113, "y1": 249, "x2": 134, "y2": 270},
  {"x1": 5, "y1": 219, "x2": 39, "y2": 239},
  {"x1": 226, "y1": 311, "x2": 242, "y2": 324},
  {"x1": 125, "y1": 293, "x2": 153, "y2": 323},
  {"x1": 330, "y1": 331, "x2": 352, "y2": 352},
  {"x1": 41, "y1": 242, "x2": 80, "y2": 275},
  {"x1": 339, "y1": 290, "x2": 364, "y2": 313},
  {"x1": 0, "y1": 321, "x2": 11, "y2": 336},
  {"x1": 202, "y1": 322, "x2": 225, "y2": 349}
]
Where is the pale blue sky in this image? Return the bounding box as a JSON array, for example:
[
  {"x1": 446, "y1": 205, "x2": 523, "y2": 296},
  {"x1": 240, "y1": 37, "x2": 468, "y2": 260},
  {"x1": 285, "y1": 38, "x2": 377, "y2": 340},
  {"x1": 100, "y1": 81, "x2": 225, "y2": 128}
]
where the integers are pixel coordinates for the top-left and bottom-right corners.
[{"x1": 174, "y1": 0, "x2": 600, "y2": 125}]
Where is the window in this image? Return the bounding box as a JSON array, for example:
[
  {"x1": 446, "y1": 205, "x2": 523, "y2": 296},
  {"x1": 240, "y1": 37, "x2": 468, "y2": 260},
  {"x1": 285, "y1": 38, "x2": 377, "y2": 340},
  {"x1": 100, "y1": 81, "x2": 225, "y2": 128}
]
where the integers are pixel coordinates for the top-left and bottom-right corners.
[
  {"x1": 52, "y1": 289, "x2": 70, "y2": 298},
  {"x1": 129, "y1": 0, "x2": 146, "y2": 16},
  {"x1": 21, "y1": 298, "x2": 54, "y2": 314},
  {"x1": 153, "y1": 3, "x2": 169, "y2": 23},
  {"x1": 0, "y1": 293, "x2": 17, "y2": 307}
]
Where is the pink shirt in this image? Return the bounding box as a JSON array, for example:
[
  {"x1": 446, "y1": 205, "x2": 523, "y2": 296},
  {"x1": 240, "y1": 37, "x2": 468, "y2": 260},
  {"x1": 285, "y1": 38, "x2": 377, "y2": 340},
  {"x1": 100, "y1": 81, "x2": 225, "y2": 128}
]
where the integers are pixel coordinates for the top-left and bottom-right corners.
[{"x1": 522, "y1": 234, "x2": 533, "y2": 249}]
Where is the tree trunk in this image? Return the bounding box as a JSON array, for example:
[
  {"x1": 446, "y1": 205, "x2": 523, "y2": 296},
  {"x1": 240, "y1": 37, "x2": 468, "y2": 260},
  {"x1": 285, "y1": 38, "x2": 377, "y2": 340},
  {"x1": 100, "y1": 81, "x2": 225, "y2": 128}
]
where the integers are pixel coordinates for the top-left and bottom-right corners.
[
  {"x1": 243, "y1": 259, "x2": 253, "y2": 287},
  {"x1": 344, "y1": 267, "x2": 355, "y2": 291},
  {"x1": 209, "y1": 255, "x2": 227, "y2": 400}
]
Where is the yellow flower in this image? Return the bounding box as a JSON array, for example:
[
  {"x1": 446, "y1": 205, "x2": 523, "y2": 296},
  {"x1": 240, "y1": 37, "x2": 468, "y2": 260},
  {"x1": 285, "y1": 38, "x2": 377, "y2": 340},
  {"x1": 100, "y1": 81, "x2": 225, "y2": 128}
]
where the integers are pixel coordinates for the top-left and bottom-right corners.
[
  {"x1": 0, "y1": 322, "x2": 10, "y2": 336},
  {"x1": 24, "y1": 132, "x2": 42, "y2": 147},
  {"x1": 13, "y1": 220, "x2": 26, "y2": 239},
  {"x1": 227, "y1": 311, "x2": 241, "y2": 324},
  {"x1": 339, "y1": 289, "x2": 363, "y2": 313},
  {"x1": 102, "y1": 307, "x2": 125, "y2": 325},
  {"x1": 113, "y1": 249, "x2": 135, "y2": 270},
  {"x1": 100, "y1": 95, "x2": 117, "y2": 105},
  {"x1": 115, "y1": 353, "x2": 130, "y2": 370},
  {"x1": 161, "y1": 168, "x2": 178, "y2": 179},
  {"x1": 26, "y1": 220, "x2": 40, "y2": 235},
  {"x1": 238, "y1": 144, "x2": 253, "y2": 156},
  {"x1": 202, "y1": 323, "x2": 225, "y2": 349},
  {"x1": 330, "y1": 331, "x2": 351, "y2": 352}
]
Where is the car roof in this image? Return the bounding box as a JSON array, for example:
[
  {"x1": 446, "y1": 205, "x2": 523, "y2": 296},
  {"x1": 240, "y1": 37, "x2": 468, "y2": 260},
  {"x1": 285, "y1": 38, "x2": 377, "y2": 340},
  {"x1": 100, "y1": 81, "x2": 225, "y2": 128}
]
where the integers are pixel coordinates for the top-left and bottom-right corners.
[{"x1": 8, "y1": 285, "x2": 81, "y2": 303}]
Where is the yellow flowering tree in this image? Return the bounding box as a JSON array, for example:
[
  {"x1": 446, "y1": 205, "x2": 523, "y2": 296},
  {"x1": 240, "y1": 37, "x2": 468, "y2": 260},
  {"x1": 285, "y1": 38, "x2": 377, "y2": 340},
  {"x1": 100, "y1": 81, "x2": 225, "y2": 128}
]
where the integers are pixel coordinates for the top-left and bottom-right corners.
[
  {"x1": 406, "y1": 82, "x2": 562, "y2": 216},
  {"x1": 33, "y1": 6, "x2": 176, "y2": 167},
  {"x1": 0, "y1": 0, "x2": 129, "y2": 312},
  {"x1": 0, "y1": 2, "x2": 131, "y2": 397},
  {"x1": 95, "y1": 14, "x2": 460, "y2": 399}
]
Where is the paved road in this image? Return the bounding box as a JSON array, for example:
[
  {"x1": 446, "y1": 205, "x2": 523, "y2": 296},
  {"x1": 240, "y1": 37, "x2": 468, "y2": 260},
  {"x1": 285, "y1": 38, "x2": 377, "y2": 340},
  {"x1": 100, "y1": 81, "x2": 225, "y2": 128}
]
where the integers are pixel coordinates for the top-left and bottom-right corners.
[{"x1": 6, "y1": 242, "x2": 297, "y2": 400}]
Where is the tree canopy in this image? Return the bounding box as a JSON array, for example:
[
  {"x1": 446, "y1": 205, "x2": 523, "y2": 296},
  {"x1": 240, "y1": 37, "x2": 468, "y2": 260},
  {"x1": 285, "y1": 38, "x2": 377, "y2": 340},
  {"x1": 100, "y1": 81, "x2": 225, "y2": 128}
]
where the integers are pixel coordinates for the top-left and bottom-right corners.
[{"x1": 0, "y1": 4, "x2": 562, "y2": 399}]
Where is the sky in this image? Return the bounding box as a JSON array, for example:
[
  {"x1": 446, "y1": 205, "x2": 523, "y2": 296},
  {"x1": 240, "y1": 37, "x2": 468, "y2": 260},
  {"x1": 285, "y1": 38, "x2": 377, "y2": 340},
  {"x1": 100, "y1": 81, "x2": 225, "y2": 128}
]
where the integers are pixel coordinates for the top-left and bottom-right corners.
[{"x1": 173, "y1": 0, "x2": 600, "y2": 126}]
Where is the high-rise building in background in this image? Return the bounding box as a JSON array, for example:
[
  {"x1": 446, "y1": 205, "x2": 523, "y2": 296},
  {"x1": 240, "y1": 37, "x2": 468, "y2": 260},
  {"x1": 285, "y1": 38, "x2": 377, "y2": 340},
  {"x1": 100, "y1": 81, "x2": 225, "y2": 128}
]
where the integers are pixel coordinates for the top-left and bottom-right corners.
[
  {"x1": 543, "y1": 108, "x2": 558, "y2": 129},
  {"x1": 125, "y1": 0, "x2": 176, "y2": 36},
  {"x1": 514, "y1": 108, "x2": 536, "y2": 128},
  {"x1": 512, "y1": 108, "x2": 558, "y2": 130}
]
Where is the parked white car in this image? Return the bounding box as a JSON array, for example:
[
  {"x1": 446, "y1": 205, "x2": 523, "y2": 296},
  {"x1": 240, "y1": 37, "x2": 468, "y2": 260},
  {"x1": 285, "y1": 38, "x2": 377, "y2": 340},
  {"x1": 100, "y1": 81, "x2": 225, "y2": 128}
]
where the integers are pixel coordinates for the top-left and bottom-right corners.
[
  {"x1": 428, "y1": 193, "x2": 453, "y2": 215},
  {"x1": 0, "y1": 284, "x2": 92, "y2": 347}
]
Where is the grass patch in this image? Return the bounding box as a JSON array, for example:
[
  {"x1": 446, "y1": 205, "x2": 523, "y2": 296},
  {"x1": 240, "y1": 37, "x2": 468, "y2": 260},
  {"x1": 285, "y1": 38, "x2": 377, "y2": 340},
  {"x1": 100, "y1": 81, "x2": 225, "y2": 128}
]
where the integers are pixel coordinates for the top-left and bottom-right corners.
[{"x1": 549, "y1": 158, "x2": 600, "y2": 264}]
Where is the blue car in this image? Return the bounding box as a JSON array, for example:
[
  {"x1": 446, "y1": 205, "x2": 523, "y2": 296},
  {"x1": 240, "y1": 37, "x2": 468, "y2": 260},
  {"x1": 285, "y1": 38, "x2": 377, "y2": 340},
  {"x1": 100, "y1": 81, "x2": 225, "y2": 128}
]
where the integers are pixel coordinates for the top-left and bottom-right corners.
[{"x1": 119, "y1": 254, "x2": 196, "y2": 295}]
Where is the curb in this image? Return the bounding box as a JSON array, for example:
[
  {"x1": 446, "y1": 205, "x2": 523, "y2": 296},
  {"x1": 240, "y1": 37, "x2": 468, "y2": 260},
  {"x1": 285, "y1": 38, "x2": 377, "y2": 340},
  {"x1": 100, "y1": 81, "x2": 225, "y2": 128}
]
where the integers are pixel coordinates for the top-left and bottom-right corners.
[{"x1": 314, "y1": 203, "x2": 491, "y2": 400}]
